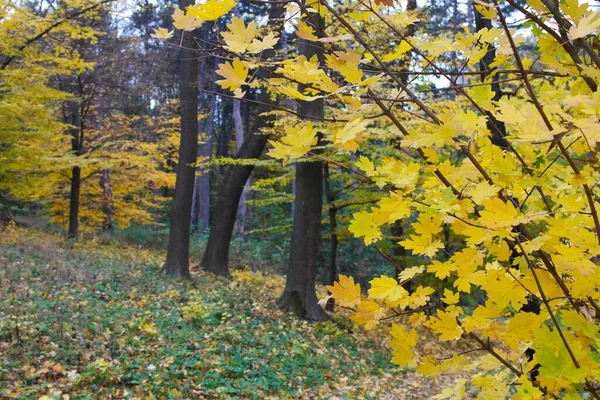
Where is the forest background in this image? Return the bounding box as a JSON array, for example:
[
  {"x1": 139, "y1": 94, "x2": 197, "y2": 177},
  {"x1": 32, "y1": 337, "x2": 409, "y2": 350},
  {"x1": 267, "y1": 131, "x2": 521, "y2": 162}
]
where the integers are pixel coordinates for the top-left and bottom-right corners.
[{"x1": 2, "y1": 0, "x2": 600, "y2": 398}]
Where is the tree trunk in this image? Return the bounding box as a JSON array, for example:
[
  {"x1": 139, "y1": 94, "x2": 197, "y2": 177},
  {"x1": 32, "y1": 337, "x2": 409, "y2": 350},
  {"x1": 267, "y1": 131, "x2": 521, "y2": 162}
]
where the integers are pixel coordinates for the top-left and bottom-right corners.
[
  {"x1": 99, "y1": 168, "x2": 114, "y2": 232},
  {"x1": 198, "y1": 84, "x2": 215, "y2": 227},
  {"x1": 162, "y1": 1, "x2": 199, "y2": 279},
  {"x1": 324, "y1": 164, "x2": 338, "y2": 312},
  {"x1": 68, "y1": 166, "x2": 81, "y2": 239},
  {"x1": 191, "y1": 45, "x2": 208, "y2": 232},
  {"x1": 278, "y1": 7, "x2": 329, "y2": 322},
  {"x1": 200, "y1": 131, "x2": 269, "y2": 277},
  {"x1": 233, "y1": 98, "x2": 249, "y2": 235},
  {"x1": 67, "y1": 98, "x2": 82, "y2": 240},
  {"x1": 199, "y1": 3, "x2": 285, "y2": 277}
]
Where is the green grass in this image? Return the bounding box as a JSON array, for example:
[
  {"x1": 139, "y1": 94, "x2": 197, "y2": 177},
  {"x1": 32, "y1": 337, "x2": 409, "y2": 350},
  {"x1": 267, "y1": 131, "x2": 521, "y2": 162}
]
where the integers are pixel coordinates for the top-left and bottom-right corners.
[{"x1": 0, "y1": 227, "x2": 419, "y2": 399}]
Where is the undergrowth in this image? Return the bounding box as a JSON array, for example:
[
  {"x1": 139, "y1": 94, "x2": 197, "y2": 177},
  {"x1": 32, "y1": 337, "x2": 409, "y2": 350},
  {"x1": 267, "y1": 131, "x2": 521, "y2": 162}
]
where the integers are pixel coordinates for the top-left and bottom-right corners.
[{"x1": 0, "y1": 227, "x2": 414, "y2": 399}]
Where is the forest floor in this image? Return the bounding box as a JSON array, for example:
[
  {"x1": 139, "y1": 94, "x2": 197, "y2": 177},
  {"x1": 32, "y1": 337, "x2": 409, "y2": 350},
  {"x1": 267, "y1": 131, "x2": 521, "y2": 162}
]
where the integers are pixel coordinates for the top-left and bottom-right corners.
[{"x1": 0, "y1": 226, "x2": 467, "y2": 399}]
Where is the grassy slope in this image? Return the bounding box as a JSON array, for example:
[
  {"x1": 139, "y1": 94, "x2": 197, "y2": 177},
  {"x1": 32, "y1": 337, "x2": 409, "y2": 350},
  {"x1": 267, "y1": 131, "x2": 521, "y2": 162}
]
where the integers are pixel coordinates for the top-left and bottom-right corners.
[{"x1": 0, "y1": 227, "x2": 459, "y2": 399}]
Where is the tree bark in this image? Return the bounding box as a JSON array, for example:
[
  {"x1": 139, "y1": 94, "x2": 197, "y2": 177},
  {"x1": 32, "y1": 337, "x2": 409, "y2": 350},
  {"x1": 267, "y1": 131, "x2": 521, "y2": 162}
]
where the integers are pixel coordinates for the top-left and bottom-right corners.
[
  {"x1": 233, "y1": 98, "x2": 249, "y2": 235},
  {"x1": 324, "y1": 164, "x2": 337, "y2": 312},
  {"x1": 278, "y1": 7, "x2": 329, "y2": 322},
  {"x1": 162, "y1": 0, "x2": 198, "y2": 279},
  {"x1": 68, "y1": 166, "x2": 81, "y2": 239},
  {"x1": 191, "y1": 44, "x2": 208, "y2": 232},
  {"x1": 67, "y1": 97, "x2": 82, "y2": 240},
  {"x1": 199, "y1": 3, "x2": 285, "y2": 277},
  {"x1": 200, "y1": 131, "x2": 269, "y2": 278},
  {"x1": 99, "y1": 168, "x2": 114, "y2": 232}
]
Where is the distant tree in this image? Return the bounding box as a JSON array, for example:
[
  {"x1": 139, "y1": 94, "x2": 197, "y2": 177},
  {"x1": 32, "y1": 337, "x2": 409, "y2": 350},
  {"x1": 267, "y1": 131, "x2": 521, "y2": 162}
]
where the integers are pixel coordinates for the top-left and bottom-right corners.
[
  {"x1": 277, "y1": 4, "x2": 329, "y2": 322},
  {"x1": 162, "y1": 0, "x2": 199, "y2": 279}
]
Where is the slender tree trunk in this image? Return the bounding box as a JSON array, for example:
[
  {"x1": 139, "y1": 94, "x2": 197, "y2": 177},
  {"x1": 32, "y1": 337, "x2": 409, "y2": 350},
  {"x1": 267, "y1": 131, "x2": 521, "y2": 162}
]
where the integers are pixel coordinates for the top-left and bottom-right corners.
[
  {"x1": 162, "y1": 1, "x2": 199, "y2": 279},
  {"x1": 67, "y1": 99, "x2": 82, "y2": 240},
  {"x1": 200, "y1": 132, "x2": 269, "y2": 277},
  {"x1": 198, "y1": 84, "x2": 215, "y2": 227},
  {"x1": 233, "y1": 98, "x2": 248, "y2": 235},
  {"x1": 199, "y1": 3, "x2": 285, "y2": 277},
  {"x1": 278, "y1": 7, "x2": 329, "y2": 322},
  {"x1": 99, "y1": 168, "x2": 114, "y2": 232},
  {"x1": 324, "y1": 164, "x2": 338, "y2": 312},
  {"x1": 191, "y1": 48, "x2": 208, "y2": 232},
  {"x1": 68, "y1": 166, "x2": 81, "y2": 239},
  {"x1": 475, "y1": 0, "x2": 539, "y2": 379}
]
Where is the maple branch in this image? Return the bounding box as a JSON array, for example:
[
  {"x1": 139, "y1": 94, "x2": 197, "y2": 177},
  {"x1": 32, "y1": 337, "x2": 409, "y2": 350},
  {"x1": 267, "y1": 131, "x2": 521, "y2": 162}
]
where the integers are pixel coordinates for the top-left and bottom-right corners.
[
  {"x1": 515, "y1": 239, "x2": 600, "y2": 400},
  {"x1": 502, "y1": 0, "x2": 598, "y2": 92},
  {"x1": 494, "y1": 0, "x2": 600, "y2": 246},
  {"x1": 540, "y1": 0, "x2": 600, "y2": 73},
  {"x1": 360, "y1": 0, "x2": 556, "y2": 215},
  {"x1": 203, "y1": 89, "x2": 346, "y2": 123},
  {"x1": 467, "y1": 333, "x2": 523, "y2": 376}
]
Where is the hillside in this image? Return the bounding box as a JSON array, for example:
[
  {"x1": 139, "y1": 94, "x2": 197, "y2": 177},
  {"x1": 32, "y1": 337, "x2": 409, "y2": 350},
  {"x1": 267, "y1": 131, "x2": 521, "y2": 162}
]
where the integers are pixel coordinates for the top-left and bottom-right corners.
[{"x1": 0, "y1": 227, "x2": 461, "y2": 399}]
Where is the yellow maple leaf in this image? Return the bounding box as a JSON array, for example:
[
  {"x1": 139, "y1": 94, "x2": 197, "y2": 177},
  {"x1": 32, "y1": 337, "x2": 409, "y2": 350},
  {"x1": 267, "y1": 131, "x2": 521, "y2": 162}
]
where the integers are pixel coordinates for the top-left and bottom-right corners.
[
  {"x1": 221, "y1": 18, "x2": 279, "y2": 54},
  {"x1": 453, "y1": 265, "x2": 486, "y2": 293},
  {"x1": 326, "y1": 275, "x2": 361, "y2": 308},
  {"x1": 368, "y1": 275, "x2": 408, "y2": 302},
  {"x1": 271, "y1": 84, "x2": 322, "y2": 101},
  {"x1": 247, "y1": 32, "x2": 279, "y2": 54},
  {"x1": 351, "y1": 299, "x2": 386, "y2": 329},
  {"x1": 172, "y1": 7, "x2": 203, "y2": 31},
  {"x1": 461, "y1": 304, "x2": 498, "y2": 332},
  {"x1": 215, "y1": 59, "x2": 249, "y2": 92},
  {"x1": 267, "y1": 123, "x2": 318, "y2": 163},
  {"x1": 296, "y1": 20, "x2": 319, "y2": 41},
  {"x1": 221, "y1": 17, "x2": 259, "y2": 53},
  {"x1": 382, "y1": 40, "x2": 412, "y2": 62},
  {"x1": 426, "y1": 310, "x2": 463, "y2": 341},
  {"x1": 326, "y1": 50, "x2": 363, "y2": 84},
  {"x1": 441, "y1": 289, "x2": 460, "y2": 305},
  {"x1": 389, "y1": 324, "x2": 418, "y2": 367},
  {"x1": 186, "y1": 0, "x2": 236, "y2": 21},
  {"x1": 355, "y1": 155, "x2": 376, "y2": 176},
  {"x1": 398, "y1": 266, "x2": 425, "y2": 283},
  {"x1": 332, "y1": 117, "x2": 368, "y2": 152},
  {"x1": 349, "y1": 210, "x2": 382, "y2": 245},
  {"x1": 409, "y1": 285, "x2": 435, "y2": 308},
  {"x1": 399, "y1": 233, "x2": 444, "y2": 258},
  {"x1": 569, "y1": 12, "x2": 600, "y2": 39},
  {"x1": 151, "y1": 27, "x2": 174, "y2": 40},
  {"x1": 469, "y1": 181, "x2": 499, "y2": 204},
  {"x1": 427, "y1": 260, "x2": 457, "y2": 279},
  {"x1": 478, "y1": 197, "x2": 529, "y2": 229}
]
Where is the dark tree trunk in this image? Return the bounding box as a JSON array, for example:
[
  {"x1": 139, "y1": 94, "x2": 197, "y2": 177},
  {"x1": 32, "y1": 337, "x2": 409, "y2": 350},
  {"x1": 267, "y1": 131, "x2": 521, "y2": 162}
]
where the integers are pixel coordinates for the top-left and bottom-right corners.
[
  {"x1": 233, "y1": 98, "x2": 248, "y2": 235},
  {"x1": 191, "y1": 43, "x2": 208, "y2": 232},
  {"x1": 324, "y1": 164, "x2": 338, "y2": 312},
  {"x1": 475, "y1": 0, "x2": 539, "y2": 379},
  {"x1": 162, "y1": 1, "x2": 199, "y2": 279},
  {"x1": 197, "y1": 84, "x2": 215, "y2": 228},
  {"x1": 67, "y1": 98, "x2": 82, "y2": 240},
  {"x1": 200, "y1": 132, "x2": 269, "y2": 277},
  {"x1": 68, "y1": 166, "x2": 81, "y2": 239},
  {"x1": 278, "y1": 8, "x2": 329, "y2": 322},
  {"x1": 474, "y1": 0, "x2": 508, "y2": 148},
  {"x1": 99, "y1": 168, "x2": 114, "y2": 232},
  {"x1": 199, "y1": 2, "x2": 285, "y2": 277}
]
